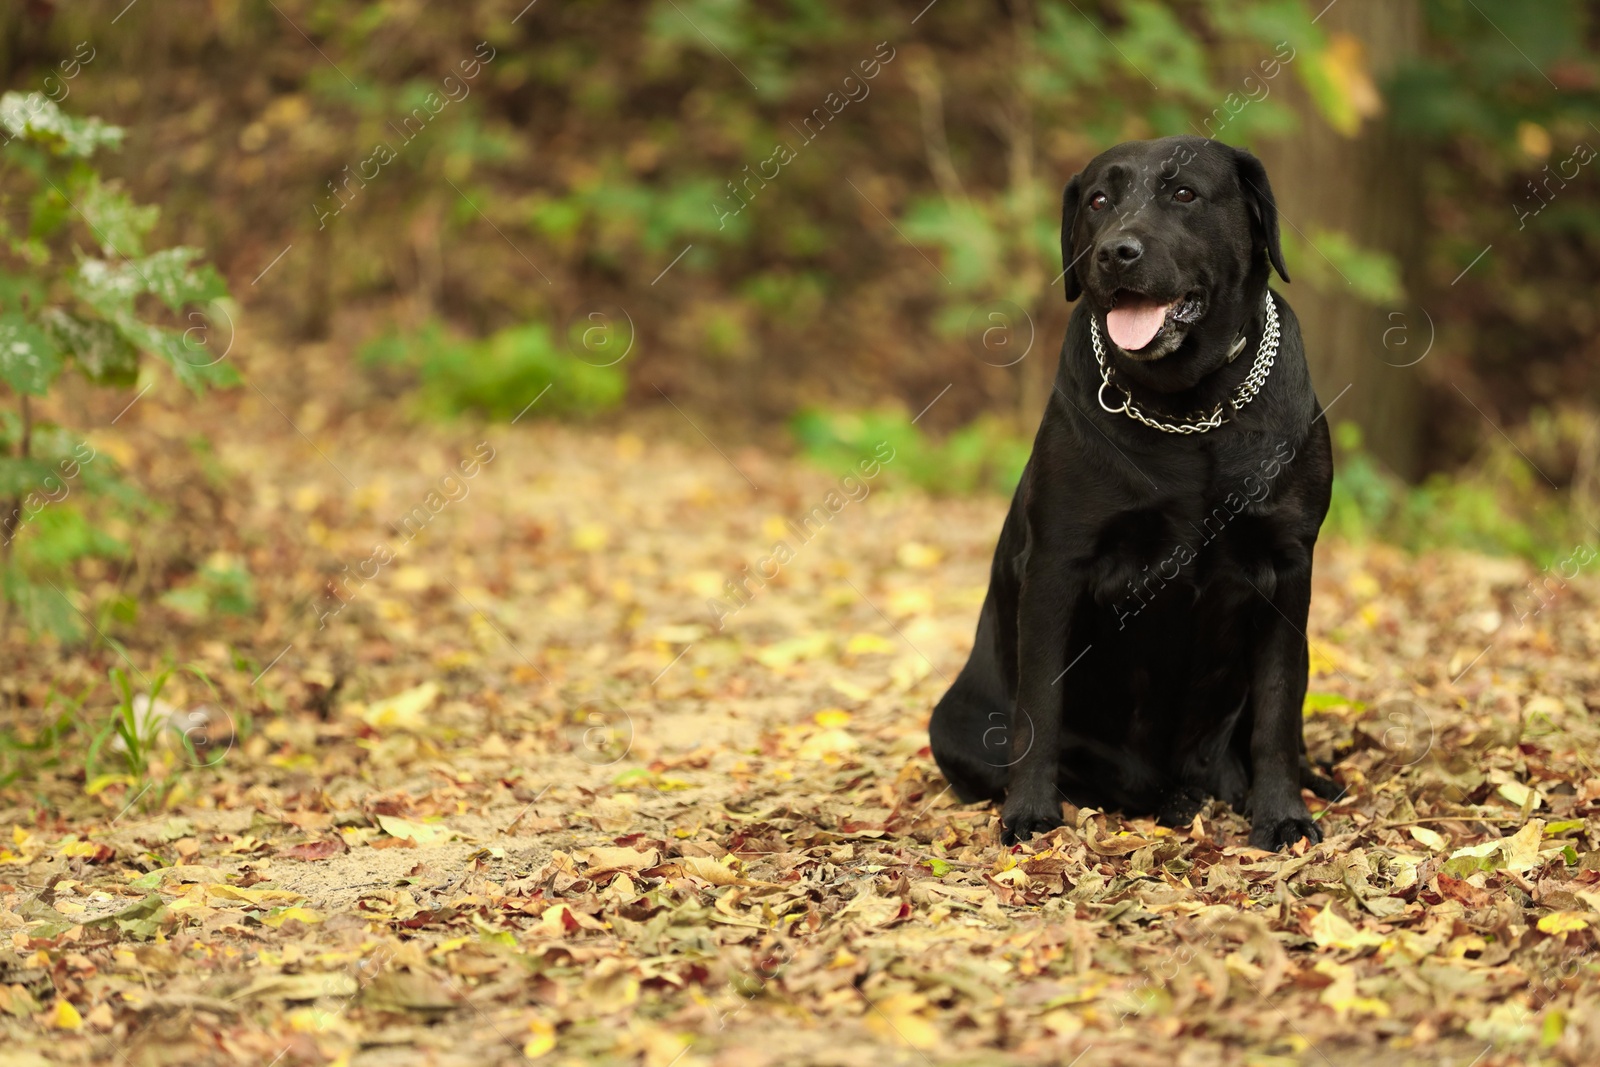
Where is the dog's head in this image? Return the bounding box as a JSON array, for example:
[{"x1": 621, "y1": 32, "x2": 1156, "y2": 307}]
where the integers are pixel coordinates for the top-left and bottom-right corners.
[{"x1": 1060, "y1": 137, "x2": 1288, "y2": 365}]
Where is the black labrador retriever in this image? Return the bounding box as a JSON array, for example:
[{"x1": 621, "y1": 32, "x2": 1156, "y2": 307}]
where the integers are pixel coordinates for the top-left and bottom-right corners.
[{"x1": 929, "y1": 136, "x2": 1340, "y2": 851}]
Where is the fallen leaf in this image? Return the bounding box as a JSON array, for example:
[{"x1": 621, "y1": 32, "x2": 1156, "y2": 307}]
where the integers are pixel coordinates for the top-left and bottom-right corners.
[{"x1": 376, "y1": 815, "x2": 448, "y2": 845}]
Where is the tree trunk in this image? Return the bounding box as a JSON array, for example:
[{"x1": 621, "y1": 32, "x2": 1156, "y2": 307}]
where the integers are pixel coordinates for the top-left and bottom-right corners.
[{"x1": 1254, "y1": 1, "x2": 1425, "y2": 478}]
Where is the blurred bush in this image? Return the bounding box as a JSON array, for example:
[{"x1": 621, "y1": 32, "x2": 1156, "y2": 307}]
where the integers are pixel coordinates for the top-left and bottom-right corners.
[
  {"x1": 796, "y1": 407, "x2": 1587, "y2": 563},
  {"x1": 360, "y1": 319, "x2": 625, "y2": 421},
  {"x1": 1326, "y1": 421, "x2": 1585, "y2": 563},
  {"x1": 792, "y1": 407, "x2": 1030, "y2": 496}
]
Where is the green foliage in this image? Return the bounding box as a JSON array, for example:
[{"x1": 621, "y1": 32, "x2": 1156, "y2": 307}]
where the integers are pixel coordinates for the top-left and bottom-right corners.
[
  {"x1": 0, "y1": 92, "x2": 235, "y2": 638},
  {"x1": 792, "y1": 408, "x2": 1030, "y2": 496},
  {"x1": 1283, "y1": 228, "x2": 1405, "y2": 305},
  {"x1": 799, "y1": 410, "x2": 1579, "y2": 564},
  {"x1": 159, "y1": 553, "x2": 257, "y2": 621},
  {"x1": 0, "y1": 92, "x2": 122, "y2": 157},
  {"x1": 85, "y1": 663, "x2": 229, "y2": 807},
  {"x1": 0, "y1": 661, "x2": 228, "y2": 804},
  {"x1": 1326, "y1": 422, "x2": 1578, "y2": 562},
  {"x1": 362, "y1": 319, "x2": 627, "y2": 421}
]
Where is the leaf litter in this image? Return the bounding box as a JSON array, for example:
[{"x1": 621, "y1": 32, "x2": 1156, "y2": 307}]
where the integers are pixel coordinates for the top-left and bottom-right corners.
[{"x1": 0, "y1": 399, "x2": 1596, "y2": 1066}]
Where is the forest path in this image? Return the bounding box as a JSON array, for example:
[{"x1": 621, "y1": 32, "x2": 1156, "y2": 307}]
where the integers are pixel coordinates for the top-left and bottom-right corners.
[{"x1": 5, "y1": 401, "x2": 1597, "y2": 1066}]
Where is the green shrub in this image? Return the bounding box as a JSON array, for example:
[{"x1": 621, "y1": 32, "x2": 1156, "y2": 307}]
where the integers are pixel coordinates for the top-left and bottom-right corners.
[
  {"x1": 798, "y1": 410, "x2": 1581, "y2": 564},
  {"x1": 361, "y1": 319, "x2": 626, "y2": 420},
  {"x1": 791, "y1": 407, "x2": 1030, "y2": 496},
  {"x1": 0, "y1": 91, "x2": 234, "y2": 638},
  {"x1": 1326, "y1": 421, "x2": 1576, "y2": 563}
]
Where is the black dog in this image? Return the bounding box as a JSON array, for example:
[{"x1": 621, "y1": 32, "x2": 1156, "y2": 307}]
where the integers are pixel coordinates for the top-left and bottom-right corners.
[{"x1": 929, "y1": 136, "x2": 1340, "y2": 851}]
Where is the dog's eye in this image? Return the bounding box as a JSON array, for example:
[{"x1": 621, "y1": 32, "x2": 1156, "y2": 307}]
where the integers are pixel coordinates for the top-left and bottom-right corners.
[
  {"x1": 1089, "y1": 193, "x2": 1109, "y2": 211},
  {"x1": 1173, "y1": 187, "x2": 1197, "y2": 203}
]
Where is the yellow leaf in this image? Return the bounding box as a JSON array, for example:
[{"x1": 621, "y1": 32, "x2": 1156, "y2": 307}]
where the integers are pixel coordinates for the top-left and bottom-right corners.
[
  {"x1": 1538, "y1": 912, "x2": 1589, "y2": 934},
  {"x1": 754, "y1": 632, "x2": 832, "y2": 669},
  {"x1": 797, "y1": 728, "x2": 858, "y2": 761},
  {"x1": 358, "y1": 682, "x2": 440, "y2": 732},
  {"x1": 829, "y1": 678, "x2": 874, "y2": 702},
  {"x1": 392, "y1": 566, "x2": 431, "y2": 592},
  {"x1": 1517, "y1": 121, "x2": 1553, "y2": 160},
  {"x1": 575, "y1": 846, "x2": 660, "y2": 871},
  {"x1": 651, "y1": 623, "x2": 705, "y2": 644},
  {"x1": 206, "y1": 884, "x2": 305, "y2": 906},
  {"x1": 84, "y1": 774, "x2": 138, "y2": 797},
  {"x1": 886, "y1": 588, "x2": 932, "y2": 617},
  {"x1": 260, "y1": 907, "x2": 325, "y2": 928},
  {"x1": 1504, "y1": 819, "x2": 1545, "y2": 872},
  {"x1": 1347, "y1": 571, "x2": 1380, "y2": 599},
  {"x1": 376, "y1": 815, "x2": 447, "y2": 845},
  {"x1": 523, "y1": 1017, "x2": 556, "y2": 1059},
  {"x1": 1040, "y1": 1008, "x2": 1084, "y2": 1037},
  {"x1": 864, "y1": 992, "x2": 939, "y2": 1050},
  {"x1": 1315, "y1": 960, "x2": 1389, "y2": 1019},
  {"x1": 684, "y1": 570, "x2": 725, "y2": 598},
  {"x1": 1409, "y1": 825, "x2": 1446, "y2": 851},
  {"x1": 1307, "y1": 644, "x2": 1339, "y2": 677},
  {"x1": 1315, "y1": 33, "x2": 1383, "y2": 137},
  {"x1": 679, "y1": 856, "x2": 742, "y2": 885},
  {"x1": 844, "y1": 632, "x2": 897, "y2": 657},
  {"x1": 572, "y1": 523, "x2": 609, "y2": 552},
  {"x1": 895, "y1": 542, "x2": 942, "y2": 569},
  {"x1": 1495, "y1": 779, "x2": 1542, "y2": 810},
  {"x1": 813, "y1": 707, "x2": 852, "y2": 729},
  {"x1": 50, "y1": 999, "x2": 83, "y2": 1030},
  {"x1": 1309, "y1": 905, "x2": 1385, "y2": 951}
]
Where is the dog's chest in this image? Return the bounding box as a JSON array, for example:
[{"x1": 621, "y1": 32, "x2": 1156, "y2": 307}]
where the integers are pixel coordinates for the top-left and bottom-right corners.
[{"x1": 1085, "y1": 441, "x2": 1293, "y2": 610}]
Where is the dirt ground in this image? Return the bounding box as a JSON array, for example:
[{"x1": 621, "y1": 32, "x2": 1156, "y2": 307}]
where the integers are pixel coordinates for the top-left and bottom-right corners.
[{"x1": 1, "y1": 371, "x2": 1598, "y2": 1067}]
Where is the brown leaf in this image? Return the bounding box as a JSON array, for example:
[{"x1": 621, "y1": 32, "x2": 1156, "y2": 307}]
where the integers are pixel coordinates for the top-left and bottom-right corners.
[{"x1": 277, "y1": 838, "x2": 349, "y2": 862}]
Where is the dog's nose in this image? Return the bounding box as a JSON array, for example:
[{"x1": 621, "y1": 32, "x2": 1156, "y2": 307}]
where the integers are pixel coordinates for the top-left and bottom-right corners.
[{"x1": 1097, "y1": 236, "x2": 1144, "y2": 269}]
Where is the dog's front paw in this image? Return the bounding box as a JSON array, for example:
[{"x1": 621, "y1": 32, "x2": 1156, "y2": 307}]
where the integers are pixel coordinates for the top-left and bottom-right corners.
[
  {"x1": 1248, "y1": 811, "x2": 1322, "y2": 852},
  {"x1": 1000, "y1": 794, "x2": 1064, "y2": 845}
]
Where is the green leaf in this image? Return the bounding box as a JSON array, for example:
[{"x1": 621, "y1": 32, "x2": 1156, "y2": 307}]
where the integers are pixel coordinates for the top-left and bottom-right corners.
[
  {"x1": 111, "y1": 318, "x2": 238, "y2": 393},
  {"x1": 0, "y1": 455, "x2": 62, "y2": 496},
  {"x1": 0, "y1": 270, "x2": 46, "y2": 311},
  {"x1": 159, "y1": 585, "x2": 212, "y2": 620},
  {"x1": 1, "y1": 572, "x2": 82, "y2": 641},
  {"x1": 39, "y1": 308, "x2": 139, "y2": 387},
  {"x1": 900, "y1": 199, "x2": 1003, "y2": 292},
  {"x1": 71, "y1": 176, "x2": 159, "y2": 258},
  {"x1": 0, "y1": 312, "x2": 63, "y2": 395},
  {"x1": 93, "y1": 893, "x2": 169, "y2": 941},
  {"x1": 72, "y1": 258, "x2": 145, "y2": 318},
  {"x1": 1283, "y1": 228, "x2": 1404, "y2": 304},
  {"x1": 136, "y1": 247, "x2": 229, "y2": 311},
  {"x1": 0, "y1": 91, "x2": 124, "y2": 157}
]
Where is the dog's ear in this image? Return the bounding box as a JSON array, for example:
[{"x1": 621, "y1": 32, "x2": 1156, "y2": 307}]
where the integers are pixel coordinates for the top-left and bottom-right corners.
[
  {"x1": 1233, "y1": 148, "x2": 1290, "y2": 283},
  {"x1": 1060, "y1": 174, "x2": 1083, "y2": 301}
]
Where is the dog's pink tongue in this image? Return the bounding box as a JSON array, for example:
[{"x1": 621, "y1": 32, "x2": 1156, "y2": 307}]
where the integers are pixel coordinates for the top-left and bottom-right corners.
[{"x1": 1106, "y1": 298, "x2": 1174, "y2": 351}]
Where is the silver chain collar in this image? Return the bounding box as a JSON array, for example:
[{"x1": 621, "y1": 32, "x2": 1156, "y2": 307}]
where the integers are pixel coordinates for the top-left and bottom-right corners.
[{"x1": 1090, "y1": 292, "x2": 1280, "y2": 435}]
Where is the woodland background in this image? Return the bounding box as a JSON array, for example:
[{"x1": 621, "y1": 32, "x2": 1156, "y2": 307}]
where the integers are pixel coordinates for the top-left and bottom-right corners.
[
  {"x1": 1, "y1": 0, "x2": 1597, "y2": 576},
  {"x1": 0, "y1": 3, "x2": 1597, "y2": 1066}
]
